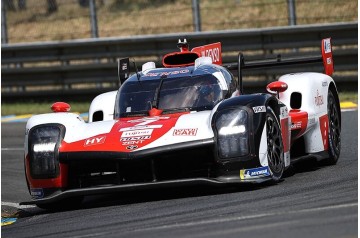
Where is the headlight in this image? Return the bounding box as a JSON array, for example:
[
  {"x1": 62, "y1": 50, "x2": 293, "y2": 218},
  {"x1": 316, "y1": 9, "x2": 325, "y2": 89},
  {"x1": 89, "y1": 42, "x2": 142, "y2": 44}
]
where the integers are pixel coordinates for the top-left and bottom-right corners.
[
  {"x1": 215, "y1": 109, "x2": 249, "y2": 158},
  {"x1": 28, "y1": 124, "x2": 64, "y2": 179}
]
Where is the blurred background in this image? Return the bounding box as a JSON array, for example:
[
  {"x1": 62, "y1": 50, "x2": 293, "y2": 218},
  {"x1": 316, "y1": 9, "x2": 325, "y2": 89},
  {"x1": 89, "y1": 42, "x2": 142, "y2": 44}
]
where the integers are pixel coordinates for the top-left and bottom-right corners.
[
  {"x1": 1, "y1": 0, "x2": 358, "y2": 115},
  {"x1": 1, "y1": 0, "x2": 357, "y2": 43}
]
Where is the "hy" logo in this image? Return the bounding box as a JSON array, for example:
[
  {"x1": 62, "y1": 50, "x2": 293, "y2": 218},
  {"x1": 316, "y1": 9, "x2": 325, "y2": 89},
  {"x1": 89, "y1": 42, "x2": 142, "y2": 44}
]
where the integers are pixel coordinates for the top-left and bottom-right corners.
[{"x1": 84, "y1": 136, "x2": 106, "y2": 146}]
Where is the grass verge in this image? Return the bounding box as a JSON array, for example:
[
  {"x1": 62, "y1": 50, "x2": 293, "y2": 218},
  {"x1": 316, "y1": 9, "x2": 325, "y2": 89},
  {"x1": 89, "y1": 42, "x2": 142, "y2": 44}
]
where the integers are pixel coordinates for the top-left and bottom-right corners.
[{"x1": 1, "y1": 101, "x2": 90, "y2": 116}]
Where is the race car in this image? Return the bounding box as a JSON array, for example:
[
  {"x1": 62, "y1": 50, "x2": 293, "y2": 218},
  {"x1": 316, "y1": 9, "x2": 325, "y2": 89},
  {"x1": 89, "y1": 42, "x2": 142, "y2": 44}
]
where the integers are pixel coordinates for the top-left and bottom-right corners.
[{"x1": 21, "y1": 38, "x2": 341, "y2": 209}]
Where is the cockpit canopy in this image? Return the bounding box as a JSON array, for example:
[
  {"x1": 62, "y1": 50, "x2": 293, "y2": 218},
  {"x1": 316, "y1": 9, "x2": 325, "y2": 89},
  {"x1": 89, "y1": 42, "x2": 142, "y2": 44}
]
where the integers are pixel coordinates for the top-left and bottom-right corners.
[{"x1": 115, "y1": 73, "x2": 224, "y2": 118}]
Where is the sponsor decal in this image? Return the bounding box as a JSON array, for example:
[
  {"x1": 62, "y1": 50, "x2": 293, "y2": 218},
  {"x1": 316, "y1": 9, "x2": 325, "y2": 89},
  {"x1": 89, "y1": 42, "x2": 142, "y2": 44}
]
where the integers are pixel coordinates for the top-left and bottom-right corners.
[
  {"x1": 145, "y1": 69, "x2": 189, "y2": 77},
  {"x1": 240, "y1": 166, "x2": 270, "y2": 180},
  {"x1": 326, "y1": 57, "x2": 332, "y2": 65},
  {"x1": 120, "y1": 135, "x2": 151, "y2": 145},
  {"x1": 122, "y1": 141, "x2": 145, "y2": 146},
  {"x1": 173, "y1": 128, "x2": 198, "y2": 136},
  {"x1": 126, "y1": 145, "x2": 138, "y2": 150},
  {"x1": 191, "y1": 42, "x2": 222, "y2": 65},
  {"x1": 291, "y1": 121, "x2": 302, "y2": 130},
  {"x1": 84, "y1": 136, "x2": 106, "y2": 147},
  {"x1": 121, "y1": 129, "x2": 153, "y2": 138},
  {"x1": 315, "y1": 90, "x2": 324, "y2": 106},
  {"x1": 121, "y1": 125, "x2": 162, "y2": 131},
  {"x1": 202, "y1": 48, "x2": 221, "y2": 63},
  {"x1": 120, "y1": 136, "x2": 151, "y2": 141},
  {"x1": 121, "y1": 63, "x2": 128, "y2": 71},
  {"x1": 252, "y1": 106, "x2": 266, "y2": 113},
  {"x1": 280, "y1": 106, "x2": 288, "y2": 118},
  {"x1": 30, "y1": 188, "x2": 44, "y2": 199},
  {"x1": 322, "y1": 81, "x2": 328, "y2": 87},
  {"x1": 308, "y1": 118, "x2": 316, "y2": 125},
  {"x1": 324, "y1": 38, "x2": 331, "y2": 53}
]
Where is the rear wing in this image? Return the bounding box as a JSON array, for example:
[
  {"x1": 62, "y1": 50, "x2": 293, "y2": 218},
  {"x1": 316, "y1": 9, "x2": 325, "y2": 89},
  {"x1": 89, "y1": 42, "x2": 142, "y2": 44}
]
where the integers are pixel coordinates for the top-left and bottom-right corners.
[
  {"x1": 225, "y1": 38, "x2": 334, "y2": 94},
  {"x1": 162, "y1": 40, "x2": 222, "y2": 68},
  {"x1": 191, "y1": 42, "x2": 222, "y2": 65}
]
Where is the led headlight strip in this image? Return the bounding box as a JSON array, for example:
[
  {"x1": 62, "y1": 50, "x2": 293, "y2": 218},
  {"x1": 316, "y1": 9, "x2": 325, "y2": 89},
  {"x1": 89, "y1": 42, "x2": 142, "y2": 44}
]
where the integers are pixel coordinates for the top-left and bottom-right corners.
[{"x1": 215, "y1": 108, "x2": 249, "y2": 158}]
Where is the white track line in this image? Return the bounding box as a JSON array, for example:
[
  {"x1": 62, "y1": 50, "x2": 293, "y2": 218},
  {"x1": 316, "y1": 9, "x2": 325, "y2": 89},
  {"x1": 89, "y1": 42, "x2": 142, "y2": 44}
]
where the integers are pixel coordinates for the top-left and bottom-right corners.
[
  {"x1": 341, "y1": 108, "x2": 357, "y2": 112},
  {"x1": 1, "y1": 148, "x2": 23, "y2": 151},
  {"x1": 2, "y1": 201, "x2": 36, "y2": 209}
]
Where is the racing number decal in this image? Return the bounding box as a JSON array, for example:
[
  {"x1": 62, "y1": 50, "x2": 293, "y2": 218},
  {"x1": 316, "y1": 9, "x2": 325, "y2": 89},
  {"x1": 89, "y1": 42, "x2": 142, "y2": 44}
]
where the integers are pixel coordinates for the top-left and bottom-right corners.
[
  {"x1": 319, "y1": 114, "x2": 329, "y2": 150},
  {"x1": 119, "y1": 117, "x2": 170, "y2": 132},
  {"x1": 118, "y1": 116, "x2": 175, "y2": 150}
]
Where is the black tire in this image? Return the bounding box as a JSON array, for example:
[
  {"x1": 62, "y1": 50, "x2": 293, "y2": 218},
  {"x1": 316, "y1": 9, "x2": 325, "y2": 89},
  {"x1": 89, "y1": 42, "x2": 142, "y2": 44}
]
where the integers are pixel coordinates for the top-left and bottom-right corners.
[
  {"x1": 266, "y1": 107, "x2": 285, "y2": 182},
  {"x1": 326, "y1": 90, "x2": 341, "y2": 164},
  {"x1": 36, "y1": 196, "x2": 84, "y2": 210}
]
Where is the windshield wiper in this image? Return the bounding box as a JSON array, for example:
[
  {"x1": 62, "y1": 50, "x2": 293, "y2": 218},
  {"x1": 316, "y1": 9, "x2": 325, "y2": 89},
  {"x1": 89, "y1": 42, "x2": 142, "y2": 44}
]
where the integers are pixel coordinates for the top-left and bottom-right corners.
[
  {"x1": 161, "y1": 108, "x2": 191, "y2": 114},
  {"x1": 151, "y1": 75, "x2": 167, "y2": 109},
  {"x1": 120, "y1": 111, "x2": 149, "y2": 117}
]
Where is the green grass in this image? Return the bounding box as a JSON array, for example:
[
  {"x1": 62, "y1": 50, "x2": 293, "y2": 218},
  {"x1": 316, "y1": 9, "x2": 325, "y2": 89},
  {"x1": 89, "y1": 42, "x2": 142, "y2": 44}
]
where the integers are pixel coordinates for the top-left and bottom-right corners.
[
  {"x1": 5, "y1": 0, "x2": 358, "y2": 43},
  {"x1": 1, "y1": 101, "x2": 90, "y2": 116},
  {"x1": 1, "y1": 92, "x2": 357, "y2": 116},
  {"x1": 339, "y1": 92, "x2": 358, "y2": 103}
]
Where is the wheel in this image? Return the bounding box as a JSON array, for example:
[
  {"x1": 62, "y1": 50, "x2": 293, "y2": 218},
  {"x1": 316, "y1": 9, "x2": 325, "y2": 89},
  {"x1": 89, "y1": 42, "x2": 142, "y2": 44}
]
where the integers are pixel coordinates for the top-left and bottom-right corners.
[
  {"x1": 266, "y1": 107, "x2": 284, "y2": 182},
  {"x1": 326, "y1": 90, "x2": 341, "y2": 164},
  {"x1": 36, "y1": 196, "x2": 84, "y2": 210}
]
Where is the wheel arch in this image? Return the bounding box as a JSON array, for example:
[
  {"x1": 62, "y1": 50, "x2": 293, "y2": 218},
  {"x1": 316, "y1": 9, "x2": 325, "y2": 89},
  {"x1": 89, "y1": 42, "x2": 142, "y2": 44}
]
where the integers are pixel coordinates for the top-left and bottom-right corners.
[{"x1": 267, "y1": 97, "x2": 282, "y2": 121}]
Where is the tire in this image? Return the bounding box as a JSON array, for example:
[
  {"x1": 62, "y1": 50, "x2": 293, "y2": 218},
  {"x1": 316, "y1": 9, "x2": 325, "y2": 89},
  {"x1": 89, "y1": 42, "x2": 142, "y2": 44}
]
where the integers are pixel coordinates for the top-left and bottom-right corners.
[
  {"x1": 36, "y1": 196, "x2": 84, "y2": 210},
  {"x1": 326, "y1": 90, "x2": 341, "y2": 164},
  {"x1": 266, "y1": 107, "x2": 285, "y2": 182}
]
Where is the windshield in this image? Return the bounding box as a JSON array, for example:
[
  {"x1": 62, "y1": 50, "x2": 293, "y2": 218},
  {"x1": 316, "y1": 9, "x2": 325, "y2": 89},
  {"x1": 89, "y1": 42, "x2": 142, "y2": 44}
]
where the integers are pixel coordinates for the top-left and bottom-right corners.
[{"x1": 116, "y1": 74, "x2": 223, "y2": 117}]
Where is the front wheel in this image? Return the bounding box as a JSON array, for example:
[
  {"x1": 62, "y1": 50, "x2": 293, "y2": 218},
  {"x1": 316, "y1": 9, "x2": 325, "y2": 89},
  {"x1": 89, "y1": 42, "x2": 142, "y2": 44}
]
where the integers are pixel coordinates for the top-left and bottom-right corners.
[{"x1": 266, "y1": 107, "x2": 285, "y2": 182}]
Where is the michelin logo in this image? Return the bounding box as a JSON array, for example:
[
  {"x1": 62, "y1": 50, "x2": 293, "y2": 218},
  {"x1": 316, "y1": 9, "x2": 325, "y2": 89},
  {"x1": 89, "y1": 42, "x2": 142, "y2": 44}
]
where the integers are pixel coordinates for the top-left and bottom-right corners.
[{"x1": 240, "y1": 166, "x2": 270, "y2": 179}]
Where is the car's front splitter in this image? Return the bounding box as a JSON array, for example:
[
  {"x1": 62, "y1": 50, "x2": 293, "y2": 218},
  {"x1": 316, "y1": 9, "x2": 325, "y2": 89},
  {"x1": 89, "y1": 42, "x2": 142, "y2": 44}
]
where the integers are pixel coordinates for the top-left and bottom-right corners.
[{"x1": 20, "y1": 176, "x2": 271, "y2": 206}]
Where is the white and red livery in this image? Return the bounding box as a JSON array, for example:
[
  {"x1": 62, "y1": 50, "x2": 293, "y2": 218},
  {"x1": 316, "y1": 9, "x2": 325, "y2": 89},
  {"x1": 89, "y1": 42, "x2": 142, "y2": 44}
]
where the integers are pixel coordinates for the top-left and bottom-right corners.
[{"x1": 22, "y1": 38, "x2": 341, "y2": 209}]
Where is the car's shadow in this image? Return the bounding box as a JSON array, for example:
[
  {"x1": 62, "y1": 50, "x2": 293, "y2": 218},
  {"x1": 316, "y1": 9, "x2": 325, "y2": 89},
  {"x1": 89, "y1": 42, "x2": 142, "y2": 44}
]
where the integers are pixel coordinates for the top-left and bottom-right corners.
[
  {"x1": 283, "y1": 155, "x2": 331, "y2": 178},
  {"x1": 17, "y1": 156, "x2": 333, "y2": 217},
  {"x1": 16, "y1": 183, "x2": 267, "y2": 217}
]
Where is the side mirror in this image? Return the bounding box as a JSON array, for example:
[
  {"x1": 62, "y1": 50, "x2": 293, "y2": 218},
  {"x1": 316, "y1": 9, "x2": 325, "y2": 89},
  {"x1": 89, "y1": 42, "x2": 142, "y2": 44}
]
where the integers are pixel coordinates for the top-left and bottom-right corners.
[
  {"x1": 266, "y1": 81, "x2": 288, "y2": 97},
  {"x1": 51, "y1": 102, "x2": 71, "y2": 112}
]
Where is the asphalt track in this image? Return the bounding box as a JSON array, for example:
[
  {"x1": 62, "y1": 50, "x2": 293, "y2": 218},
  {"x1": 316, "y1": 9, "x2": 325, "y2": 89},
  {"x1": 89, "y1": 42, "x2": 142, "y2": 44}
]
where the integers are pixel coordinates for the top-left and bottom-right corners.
[{"x1": 1, "y1": 110, "x2": 358, "y2": 238}]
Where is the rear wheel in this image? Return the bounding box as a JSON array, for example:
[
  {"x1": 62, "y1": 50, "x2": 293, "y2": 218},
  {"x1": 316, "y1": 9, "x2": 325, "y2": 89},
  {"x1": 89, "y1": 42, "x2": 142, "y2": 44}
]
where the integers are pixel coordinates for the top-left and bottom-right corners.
[
  {"x1": 326, "y1": 90, "x2": 341, "y2": 164},
  {"x1": 266, "y1": 107, "x2": 284, "y2": 182}
]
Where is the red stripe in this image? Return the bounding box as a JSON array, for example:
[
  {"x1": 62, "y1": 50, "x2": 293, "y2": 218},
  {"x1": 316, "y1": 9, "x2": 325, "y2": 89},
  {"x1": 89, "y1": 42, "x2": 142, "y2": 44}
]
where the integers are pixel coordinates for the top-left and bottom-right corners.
[
  {"x1": 60, "y1": 112, "x2": 189, "y2": 152},
  {"x1": 289, "y1": 110, "x2": 308, "y2": 141},
  {"x1": 281, "y1": 118, "x2": 289, "y2": 153}
]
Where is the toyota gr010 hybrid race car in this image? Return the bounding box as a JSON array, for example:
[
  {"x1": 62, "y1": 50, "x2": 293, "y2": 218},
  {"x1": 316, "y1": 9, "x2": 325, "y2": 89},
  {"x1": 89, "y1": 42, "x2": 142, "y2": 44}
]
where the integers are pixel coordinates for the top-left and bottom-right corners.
[{"x1": 21, "y1": 38, "x2": 341, "y2": 209}]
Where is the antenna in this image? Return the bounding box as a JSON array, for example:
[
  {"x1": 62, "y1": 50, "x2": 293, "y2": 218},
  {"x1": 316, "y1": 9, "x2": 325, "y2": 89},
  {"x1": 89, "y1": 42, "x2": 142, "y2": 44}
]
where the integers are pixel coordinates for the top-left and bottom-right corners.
[{"x1": 238, "y1": 53, "x2": 245, "y2": 94}]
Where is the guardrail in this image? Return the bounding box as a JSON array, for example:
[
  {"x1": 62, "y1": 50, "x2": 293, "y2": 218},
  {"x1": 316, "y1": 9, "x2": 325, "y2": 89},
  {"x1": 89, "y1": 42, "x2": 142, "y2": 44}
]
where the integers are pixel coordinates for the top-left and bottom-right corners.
[{"x1": 1, "y1": 22, "x2": 357, "y2": 101}]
